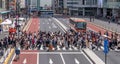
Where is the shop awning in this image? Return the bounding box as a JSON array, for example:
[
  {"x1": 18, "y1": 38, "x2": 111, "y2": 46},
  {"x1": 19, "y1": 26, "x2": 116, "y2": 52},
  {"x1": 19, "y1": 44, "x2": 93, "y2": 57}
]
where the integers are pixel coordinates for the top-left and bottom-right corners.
[
  {"x1": 0, "y1": 19, "x2": 12, "y2": 25},
  {"x1": 0, "y1": 11, "x2": 10, "y2": 14}
]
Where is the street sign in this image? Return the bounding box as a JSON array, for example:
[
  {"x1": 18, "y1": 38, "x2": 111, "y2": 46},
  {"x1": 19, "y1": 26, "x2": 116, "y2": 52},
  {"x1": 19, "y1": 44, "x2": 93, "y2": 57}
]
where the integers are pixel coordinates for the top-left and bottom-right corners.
[
  {"x1": 104, "y1": 39, "x2": 109, "y2": 54},
  {"x1": 103, "y1": 38, "x2": 109, "y2": 64}
]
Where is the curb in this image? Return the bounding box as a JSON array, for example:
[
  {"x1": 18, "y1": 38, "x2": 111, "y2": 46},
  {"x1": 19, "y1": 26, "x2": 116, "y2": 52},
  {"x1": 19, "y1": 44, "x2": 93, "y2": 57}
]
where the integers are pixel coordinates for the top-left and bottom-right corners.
[
  {"x1": 83, "y1": 48, "x2": 105, "y2": 64},
  {"x1": 82, "y1": 49, "x2": 95, "y2": 64},
  {"x1": 3, "y1": 49, "x2": 14, "y2": 64}
]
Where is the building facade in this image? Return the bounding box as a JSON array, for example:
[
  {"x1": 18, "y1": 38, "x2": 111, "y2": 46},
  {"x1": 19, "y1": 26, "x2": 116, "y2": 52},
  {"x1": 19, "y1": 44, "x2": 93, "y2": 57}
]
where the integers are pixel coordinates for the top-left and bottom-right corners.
[
  {"x1": 63, "y1": 0, "x2": 98, "y2": 16},
  {"x1": 0, "y1": 0, "x2": 9, "y2": 23},
  {"x1": 52, "y1": 0, "x2": 120, "y2": 18},
  {"x1": 53, "y1": 0, "x2": 64, "y2": 14},
  {"x1": 103, "y1": 0, "x2": 120, "y2": 17},
  {"x1": 29, "y1": 0, "x2": 40, "y2": 11}
]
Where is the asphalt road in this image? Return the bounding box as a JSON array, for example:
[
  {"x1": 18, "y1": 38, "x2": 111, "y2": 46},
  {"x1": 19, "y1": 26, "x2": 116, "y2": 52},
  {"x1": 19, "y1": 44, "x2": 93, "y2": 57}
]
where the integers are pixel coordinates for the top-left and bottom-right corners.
[
  {"x1": 39, "y1": 54, "x2": 63, "y2": 64},
  {"x1": 94, "y1": 51, "x2": 120, "y2": 64},
  {"x1": 38, "y1": 52, "x2": 92, "y2": 64},
  {"x1": 39, "y1": 16, "x2": 64, "y2": 33},
  {"x1": 39, "y1": 16, "x2": 93, "y2": 64},
  {"x1": 54, "y1": 16, "x2": 70, "y2": 29},
  {"x1": 54, "y1": 15, "x2": 120, "y2": 64}
]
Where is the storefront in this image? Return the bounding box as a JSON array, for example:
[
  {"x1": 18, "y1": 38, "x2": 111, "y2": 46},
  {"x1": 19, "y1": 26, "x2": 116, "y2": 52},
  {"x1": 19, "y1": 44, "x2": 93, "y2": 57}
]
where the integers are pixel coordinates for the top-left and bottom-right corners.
[
  {"x1": 0, "y1": 19, "x2": 12, "y2": 31},
  {"x1": 0, "y1": 10, "x2": 10, "y2": 31},
  {"x1": 0, "y1": 11, "x2": 10, "y2": 20}
]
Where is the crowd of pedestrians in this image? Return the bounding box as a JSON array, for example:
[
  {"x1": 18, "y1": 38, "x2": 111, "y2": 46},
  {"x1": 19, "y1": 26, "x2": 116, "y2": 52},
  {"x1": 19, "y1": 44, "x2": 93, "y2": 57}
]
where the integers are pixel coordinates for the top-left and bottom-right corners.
[
  {"x1": 1, "y1": 29, "x2": 120, "y2": 52},
  {"x1": 0, "y1": 29, "x2": 120, "y2": 55}
]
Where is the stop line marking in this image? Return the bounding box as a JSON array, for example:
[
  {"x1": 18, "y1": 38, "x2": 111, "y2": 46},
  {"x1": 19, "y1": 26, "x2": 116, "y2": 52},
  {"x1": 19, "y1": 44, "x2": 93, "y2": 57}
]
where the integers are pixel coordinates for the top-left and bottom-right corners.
[{"x1": 21, "y1": 52, "x2": 83, "y2": 54}]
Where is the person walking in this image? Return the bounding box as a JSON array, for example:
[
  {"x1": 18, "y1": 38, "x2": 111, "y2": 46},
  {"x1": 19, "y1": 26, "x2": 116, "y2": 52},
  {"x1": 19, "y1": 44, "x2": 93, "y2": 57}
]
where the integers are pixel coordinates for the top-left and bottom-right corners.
[{"x1": 14, "y1": 42, "x2": 20, "y2": 61}]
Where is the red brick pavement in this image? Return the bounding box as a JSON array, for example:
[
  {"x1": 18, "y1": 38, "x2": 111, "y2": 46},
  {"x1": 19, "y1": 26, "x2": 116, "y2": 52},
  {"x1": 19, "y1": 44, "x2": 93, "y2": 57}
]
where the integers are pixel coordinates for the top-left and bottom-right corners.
[
  {"x1": 12, "y1": 53, "x2": 37, "y2": 64},
  {"x1": 87, "y1": 22, "x2": 112, "y2": 36},
  {"x1": 27, "y1": 17, "x2": 39, "y2": 33}
]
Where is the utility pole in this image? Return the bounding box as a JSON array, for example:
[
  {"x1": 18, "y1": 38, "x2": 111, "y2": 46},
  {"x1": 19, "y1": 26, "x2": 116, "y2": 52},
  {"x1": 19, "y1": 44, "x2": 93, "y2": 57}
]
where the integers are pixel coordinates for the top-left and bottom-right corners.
[
  {"x1": 89, "y1": 0, "x2": 92, "y2": 22},
  {"x1": 16, "y1": 0, "x2": 20, "y2": 39}
]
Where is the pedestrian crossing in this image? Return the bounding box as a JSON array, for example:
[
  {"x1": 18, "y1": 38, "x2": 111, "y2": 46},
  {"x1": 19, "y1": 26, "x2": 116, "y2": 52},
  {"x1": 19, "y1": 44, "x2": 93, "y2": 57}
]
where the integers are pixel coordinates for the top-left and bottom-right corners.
[
  {"x1": 38, "y1": 45, "x2": 82, "y2": 51},
  {"x1": 22, "y1": 45, "x2": 120, "y2": 52}
]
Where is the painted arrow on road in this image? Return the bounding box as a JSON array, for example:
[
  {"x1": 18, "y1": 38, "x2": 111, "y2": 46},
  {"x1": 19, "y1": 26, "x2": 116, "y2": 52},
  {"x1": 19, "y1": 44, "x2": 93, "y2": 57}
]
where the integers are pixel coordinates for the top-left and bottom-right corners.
[
  {"x1": 23, "y1": 58, "x2": 27, "y2": 64},
  {"x1": 49, "y1": 58, "x2": 53, "y2": 64},
  {"x1": 75, "y1": 58, "x2": 80, "y2": 64}
]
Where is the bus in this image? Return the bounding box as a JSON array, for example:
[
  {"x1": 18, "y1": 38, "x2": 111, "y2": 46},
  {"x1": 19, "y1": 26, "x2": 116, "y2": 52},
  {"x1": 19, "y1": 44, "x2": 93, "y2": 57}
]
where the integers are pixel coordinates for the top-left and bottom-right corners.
[
  {"x1": 38, "y1": 10, "x2": 54, "y2": 16},
  {"x1": 69, "y1": 18, "x2": 87, "y2": 32}
]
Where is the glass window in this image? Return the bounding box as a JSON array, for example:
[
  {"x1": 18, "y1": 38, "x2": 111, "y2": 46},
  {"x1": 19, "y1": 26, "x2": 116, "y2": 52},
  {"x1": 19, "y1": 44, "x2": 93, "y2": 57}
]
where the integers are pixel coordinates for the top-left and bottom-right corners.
[
  {"x1": 0, "y1": 0, "x2": 2, "y2": 8},
  {"x1": 76, "y1": 22, "x2": 87, "y2": 29}
]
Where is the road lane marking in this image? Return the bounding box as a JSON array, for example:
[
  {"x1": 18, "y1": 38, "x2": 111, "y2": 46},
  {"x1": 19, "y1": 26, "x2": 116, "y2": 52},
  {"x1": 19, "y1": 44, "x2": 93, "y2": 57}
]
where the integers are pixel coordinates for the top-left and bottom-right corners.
[
  {"x1": 21, "y1": 52, "x2": 83, "y2": 54},
  {"x1": 52, "y1": 23, "x2": 57, "y2": 28},
  {"x1": 52, "y1": 17, "x2": 68, "y2": 30},
  {"x1": 82, "y1": 51, "x2": 93, "y2": 64},
  {"x1": 10, "y1": 54, "x2": 15, "y2": 64},
  {"x1": 52, "y1": 20, "x2": 66, "y2": 32},
  {"x1": 60, "y1": 53, "x2": 66, "y2": 64},
  {"x1": 51, "y1": 17, "x2": 66, "y2": 33},
  {"x1": 37, "y1": 53, "x2": 39, "y2": 64},
  {"x1": 75, "y1": 58, "x2": 80, "y2": 64},
  {"x1": 23, "y1": 58, "x2": 27, "y2": 64},
  {"x1": 49, "y1": 58, "x2": 53, "y2": 64}
]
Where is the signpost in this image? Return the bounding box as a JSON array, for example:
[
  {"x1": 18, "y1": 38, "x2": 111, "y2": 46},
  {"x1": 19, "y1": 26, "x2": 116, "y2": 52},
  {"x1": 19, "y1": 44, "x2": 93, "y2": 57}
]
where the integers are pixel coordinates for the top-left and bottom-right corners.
[{"x1": 103, "y1": 37, "x2": 109, "y2": 64}]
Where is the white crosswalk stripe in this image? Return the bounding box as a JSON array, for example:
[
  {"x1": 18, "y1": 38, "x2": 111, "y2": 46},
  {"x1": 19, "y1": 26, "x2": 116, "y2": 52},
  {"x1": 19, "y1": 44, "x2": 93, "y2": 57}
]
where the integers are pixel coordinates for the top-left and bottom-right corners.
[
  {"x1": 62, "y1": 47, "x2": 66, "y2": 51},
  {"x1": 72, "y1": 46, "x2": 78, "y2": 50},
  {"x1": 34, "y1": 45, "x2": 84, "y2": 51},
  {"x1": 57, "y1": 45, "x2": 61, "y2": 50},
  {"x1": 40, "y1": 45, "x2": 44, "y2": 50}
]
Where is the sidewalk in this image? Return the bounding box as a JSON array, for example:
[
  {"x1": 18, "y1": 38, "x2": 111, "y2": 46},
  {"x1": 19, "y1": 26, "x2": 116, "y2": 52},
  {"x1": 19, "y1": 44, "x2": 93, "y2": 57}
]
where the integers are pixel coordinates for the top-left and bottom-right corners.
[
  {"x1": 0, "y1": 18, "x2": 30, "y2": 63},
  {"x1": 0, "y1": 32, "x2": 8, "y2": 40},
  {"x1": 83, "y1": 17, "x2": 120, "y2": 34}
]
